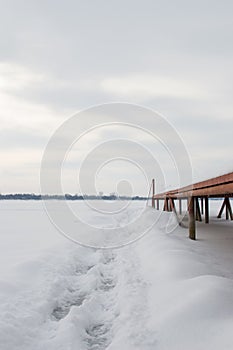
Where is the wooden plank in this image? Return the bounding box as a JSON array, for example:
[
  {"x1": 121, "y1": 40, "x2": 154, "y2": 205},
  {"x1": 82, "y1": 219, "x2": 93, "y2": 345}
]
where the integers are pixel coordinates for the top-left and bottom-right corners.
[{"x1": 153, "y1": 172, "x2": 233, "y2": 199}]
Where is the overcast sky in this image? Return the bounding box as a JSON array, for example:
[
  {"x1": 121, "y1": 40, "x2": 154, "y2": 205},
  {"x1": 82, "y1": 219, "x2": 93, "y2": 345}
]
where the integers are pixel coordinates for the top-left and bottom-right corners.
[{"x1": 0, "y1": 0, "x2": 233, "y2": 195}]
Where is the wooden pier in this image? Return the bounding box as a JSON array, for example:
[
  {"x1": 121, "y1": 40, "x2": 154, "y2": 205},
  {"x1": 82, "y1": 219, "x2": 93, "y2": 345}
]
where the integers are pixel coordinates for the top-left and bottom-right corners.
[{"x1": 152, "y1": 172, "x2": 233, "y2": 240}]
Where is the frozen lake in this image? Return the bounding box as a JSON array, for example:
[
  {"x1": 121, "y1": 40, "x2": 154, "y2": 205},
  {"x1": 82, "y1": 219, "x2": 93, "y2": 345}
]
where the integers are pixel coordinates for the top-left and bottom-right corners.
[{"x1": 0, "y1": 200, "x2": 233, "y2": 350}]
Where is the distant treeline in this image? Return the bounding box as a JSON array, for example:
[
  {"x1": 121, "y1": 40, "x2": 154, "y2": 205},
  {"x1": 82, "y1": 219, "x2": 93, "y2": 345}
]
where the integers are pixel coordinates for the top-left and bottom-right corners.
[{"x1": 0, "y1": 193, "x2": 147, "y2": 201}]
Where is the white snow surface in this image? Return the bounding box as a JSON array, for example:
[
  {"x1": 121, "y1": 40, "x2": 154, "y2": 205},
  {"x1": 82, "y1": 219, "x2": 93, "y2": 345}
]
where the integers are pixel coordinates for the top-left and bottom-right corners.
[{"x1": 0, "y1": 200, "x2": 233, "y2": 350}]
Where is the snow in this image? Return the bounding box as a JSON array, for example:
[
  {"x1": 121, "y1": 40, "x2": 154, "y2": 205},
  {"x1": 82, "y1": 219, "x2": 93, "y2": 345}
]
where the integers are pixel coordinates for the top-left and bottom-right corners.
[{"x1": 0, "y1": 200, "x2": 233, "y2": 349}]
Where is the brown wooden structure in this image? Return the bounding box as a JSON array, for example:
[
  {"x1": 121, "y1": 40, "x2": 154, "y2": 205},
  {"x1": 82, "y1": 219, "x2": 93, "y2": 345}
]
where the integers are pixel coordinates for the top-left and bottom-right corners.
[{"x1": 152, "y1": 172, "x2": 233, "y2": 240}]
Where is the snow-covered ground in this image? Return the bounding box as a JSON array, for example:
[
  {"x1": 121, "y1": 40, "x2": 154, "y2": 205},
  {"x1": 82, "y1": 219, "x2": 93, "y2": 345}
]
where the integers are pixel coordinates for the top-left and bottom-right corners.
[{"x1": 0, "y1": 200, "x2": 233, "y2": 350}]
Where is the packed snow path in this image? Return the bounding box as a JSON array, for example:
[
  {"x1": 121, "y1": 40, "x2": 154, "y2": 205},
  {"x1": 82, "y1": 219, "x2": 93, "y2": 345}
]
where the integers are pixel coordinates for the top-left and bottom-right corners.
[
  {"x1": 35, "y1": 247, "x2": 156, "y2": 350},
  {"x1": 0, "y1": 242, "x2": 155, "y2": 350},
  {"x1": 49, "y1": 250, "x2": 117, "y2": 350},
  {"x1": 1, "y1": 200, "x2": 233, "y2": 349}
]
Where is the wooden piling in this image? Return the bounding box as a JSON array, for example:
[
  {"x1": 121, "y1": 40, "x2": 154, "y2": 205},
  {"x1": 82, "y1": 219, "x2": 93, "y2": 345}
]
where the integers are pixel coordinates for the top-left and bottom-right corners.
[
  {"x1": 217, "y1": 198, "x2": 233, "y2": 220},
  {"x1": 226, "y1": 203, "x2": 229, "y2": 220},
  {"x1": 179, "y1": 199, "x2": 182, "y2": 215},
  {"x1": 169, "y1": 198, "x2": 178, "y2": 216},
  {"x1": 200, "y1": 197, "x2": 204, "y2": 215},
  {"x1": 205, "y1": 197, "x2": 209, "y2": 224},
  {"x1": 195, "y1": 198, "x2": 202, "y2": 222},
  {"x1": 226, "y1": 198, "x2": 233, "y2": 220},
  {"x1": 152, "y1": 179, "x2": 155, "y2": 208},
  {"x1": 163, "y1": 198, "x2": 167, "y2": 211},
  {"x1": 188, "y1": 196, "x2": 196, "y2": 240},
  {"x1": 217, "y1": 198, "x2": 226, "y2": 219}
]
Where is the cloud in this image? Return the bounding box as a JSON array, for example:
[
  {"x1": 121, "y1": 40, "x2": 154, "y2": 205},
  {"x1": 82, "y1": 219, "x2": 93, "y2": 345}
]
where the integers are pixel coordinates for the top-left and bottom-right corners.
[
  {"x1": 0, "y1": 62, "x2": 67, "y2": 131},
  {"x1": 0, "y1": 0, "x2": 233, "y2": 192},
  {"x1": 100, "y1": 75, "x2": 208, "y2": 101},
  {"x1": 0, "y1": 128, "x2": 48, "y2": 150},
  {"x1": 0, "y1": 62, "x2": 45, "y2": 91}
]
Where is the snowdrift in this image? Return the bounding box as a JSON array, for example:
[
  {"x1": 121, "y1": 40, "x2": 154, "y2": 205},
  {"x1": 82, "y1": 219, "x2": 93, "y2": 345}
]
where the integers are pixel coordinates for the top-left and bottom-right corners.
[{"x1": 0, "y1": 200, "x2": 233, "y2": 350}]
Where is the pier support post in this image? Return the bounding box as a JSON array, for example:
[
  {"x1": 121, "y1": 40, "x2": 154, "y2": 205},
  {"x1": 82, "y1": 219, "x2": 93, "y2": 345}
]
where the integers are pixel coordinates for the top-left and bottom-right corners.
[
  {"x1": 226, "y1": 204, "x2": 229, "y2": 220},
  {"x1": 195, "y1": 198, "x2": 202, "y2": 222},
  {"x1": 205, "y1": 197, "x2": 209, "y2": 224},
  {"x1": 169, "y1": 198, "x2": 178, "y2": 216},
  {"x1": 152, "y1": 179, "x2": 155, "y2": 208},
  {"x1": 217, "y1": 198, "x2": 226, "y2": 218},
  {"x1": 218, "y1": 198, "x2": 233, "y2": 220},
  {"x1": 201, "y1": 197, "x2": 204, "y2": 215},
  {"x1": 188, "y1": 196, "x2": 196, "y2": 240},
  {"x1": 156, "y1": 199, "x2": 159, "y2": 210},
  {"x1": 226, "y1": 198, "x2": 233, "y2": 220},
  {"x1": 164, "y1": 197, "x2": 169, "y2": 211},
  {"x1": 179, "y1": 199, "x2": 182, "y2": 215}
]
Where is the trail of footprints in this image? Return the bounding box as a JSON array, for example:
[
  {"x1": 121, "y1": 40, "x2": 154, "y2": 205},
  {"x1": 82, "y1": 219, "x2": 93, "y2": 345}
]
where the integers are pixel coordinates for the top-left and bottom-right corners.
[
  {"x1": 86, "y1": 323, "x2": 111, "y2": 350},
  {"x1": 51, "y1": 251, "x2": 117, "y2": 350}
]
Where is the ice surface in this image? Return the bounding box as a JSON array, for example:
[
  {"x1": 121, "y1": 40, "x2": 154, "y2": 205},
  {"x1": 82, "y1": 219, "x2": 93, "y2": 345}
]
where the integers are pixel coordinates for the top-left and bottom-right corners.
[{"x1": 0, "y1": 200, "x2": 233, "y2": 350}]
